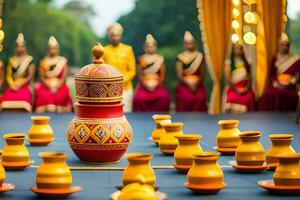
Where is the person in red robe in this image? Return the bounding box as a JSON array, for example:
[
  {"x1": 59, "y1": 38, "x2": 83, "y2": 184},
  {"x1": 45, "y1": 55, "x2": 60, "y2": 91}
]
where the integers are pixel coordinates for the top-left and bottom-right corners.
[
  {"x1": 133, "y1": 34, "x2": 170, "y2": 112},
  {"x1": 175, "y1": 31, "x2": 207, "y2": 112},
  {"x1": 224, "y1": 43, "x2": 255, "y2": 113},
  {"x1": 258, "y1": 33, "x2": 300, "y2": 111},
  {"x1": 35, "y1": 36, "x2": 72, "y2": 113},
  {"x1": 1, "y1": 33, "x2": 34, "y2": 112}
]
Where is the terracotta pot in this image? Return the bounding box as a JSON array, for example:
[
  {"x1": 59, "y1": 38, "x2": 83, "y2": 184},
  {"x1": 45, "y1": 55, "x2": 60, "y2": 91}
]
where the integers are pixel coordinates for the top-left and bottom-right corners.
[
  {"x1": 273, "y1": 153, "x2": 300, "y2": 186},
  {"x1": 66, "y1": 103, "x2": 133, "y2": 164},
  {"x1": 122, "y1": 153, "x2": 155, "y2": 186},
  {"x1": 28, "y1": 116, "x2": 54, "y2": 146},
  {"x1": 187, "y1": 152, "x2": 224, "y2": 186},
  {"x1": 2, "y1": 133, "x2": 30, "y2": 170},
  {"x1": 151, "y1": 114, "x2": 171, "y2": 145},
  {"x1": 159, "y1": 122, "x2": 183, "y2": 155},
  {"x1": 174, "y1": 134, "x2": 202, "y2": 169},
  {"x1": 36, "y1": 152, "x2": 72, "y2": 189},
  {"x1": 235, "y1": 131, "x2": 265, "y2": 166},
  {"x1": 216, "y1": 120, "x2": 240, "y2": 148},
  {"x1": 266, "y1": 134, "x2": 295, "y2": 165}
]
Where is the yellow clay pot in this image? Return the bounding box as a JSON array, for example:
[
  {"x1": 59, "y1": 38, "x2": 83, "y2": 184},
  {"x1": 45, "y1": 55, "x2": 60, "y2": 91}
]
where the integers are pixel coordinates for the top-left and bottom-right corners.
[
  {"x1": 2, "y1": 133, "x2": 30, "y2": 170},
  {"x1": 159, "y1": 122, "x2": 183, "y2": 155},
  {"x1": 216, "y1": 120, "x2": 240, "y2": 148},
  {"x1": 174, "y1": 134, "x2": 202, "y2": 169},
  {"x1": 187, "y1": 152, "x2": 224, "y2": 186},
  {"x1": 28, "y1": 116, "x2": 54, "y2": 146},
  {"x1": 36, "y1": 152, "x2": 72, "y2": 189},
  {"x1": 235, "y1": 131, "x2": 265, "y2": 166},
  {"x1": 151, "y1": 114, "x2": 171, "y2": 145},
  {"x1": 0, "y1": 163, "x2": 6, "y2": 186},
  {"x1": 122, "y1": 153, "x2": 156, "y2": 186},
  {"x1": 273, "y1": 153, "x2": 300, "y2": 186},
  {"x1": 266, "y1": 134, "x2": 295, "y2": 165}
]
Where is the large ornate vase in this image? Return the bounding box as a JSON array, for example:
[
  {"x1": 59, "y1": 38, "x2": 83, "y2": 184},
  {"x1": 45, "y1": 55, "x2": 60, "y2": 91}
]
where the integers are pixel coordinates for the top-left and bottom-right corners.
[{"x1": 66, "y1": 43, "x2": 133, "y2": 164}]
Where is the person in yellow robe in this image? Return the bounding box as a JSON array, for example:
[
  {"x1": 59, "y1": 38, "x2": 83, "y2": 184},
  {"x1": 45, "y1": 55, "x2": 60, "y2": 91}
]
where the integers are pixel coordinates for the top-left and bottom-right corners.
[{"x1": 103, "y1": 22, "x2": 136, "y2": 112}]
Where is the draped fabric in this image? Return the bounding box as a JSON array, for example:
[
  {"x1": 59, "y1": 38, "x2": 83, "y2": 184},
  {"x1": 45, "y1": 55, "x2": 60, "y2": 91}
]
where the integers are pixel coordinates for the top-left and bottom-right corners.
[
  {"x1": 256, "y1": 0, "x2": 286, "y2": 98},
  {"x1": 197, "y1": 0, "x2": 232, "y2": 114}
]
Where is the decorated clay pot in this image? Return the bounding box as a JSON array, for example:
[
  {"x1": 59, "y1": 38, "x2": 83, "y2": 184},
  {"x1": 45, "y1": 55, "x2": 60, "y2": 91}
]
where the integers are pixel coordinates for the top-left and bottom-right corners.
[
  {"x1": 235, "y1": 131, "x2": 265, "y2": 166},
  {"x1": 66, "y1": 42, "x2": 133, "y2": 164},
  {"x1": 174, "y1": 134, "x2": 202, "y2": 170},
  {"x1": 159, "y1": 122, "x2": 183, "y2": 155},
  {"x1": 35, "y1": 152, "x2": 72, "y2": 189},
  {"x1": 273, "y1": 153, "x2": 300, "y2": 186},
  {"x1": 216, "y1": 120, "x2": 240, "y2": 148},
  {"x1": 187, "y1": 152, "x2": 224, "y2": 186},
  {"x1": 151, "y1": 114, "x2": 171, "y2": 145},
  {"x1": 266, "y1": 134, "x2": 295, "y2": 166},
  {"x1": 67, "y1": 103, "x2": 132, "y2": 164},
  {"x1": 2, "y1": 133, "x2": 30, "y2": 170},
  {"x1": 122, "y1": 153, "x2": 155, "y2": 186},
  {"x1": 28, "y1": 116, "x2": 54, "y2": 146}
]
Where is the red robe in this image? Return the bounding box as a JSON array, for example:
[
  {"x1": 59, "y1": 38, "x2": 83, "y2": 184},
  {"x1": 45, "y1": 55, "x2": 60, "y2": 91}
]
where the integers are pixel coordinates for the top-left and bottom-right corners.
[
  {"x1": 258, "y1": 56, "x2": 300, "y2": 111},
  {"x1": 133, "y1": 55, "x2": 170, "y2": 112},
  {"x1": 35, "y1": 56, "x2": 72, "y2": 112}
]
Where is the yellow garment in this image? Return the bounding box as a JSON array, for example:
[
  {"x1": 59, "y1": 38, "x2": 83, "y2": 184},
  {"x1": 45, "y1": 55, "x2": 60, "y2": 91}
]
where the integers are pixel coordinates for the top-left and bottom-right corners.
[
  {"x1": 103, "y1": 43, "x2": 136, "y2": 90},
  {"x1": 256, "y1": 0, "x2": 286, "y2": 98},
  {"x1": 197, "y1": 0, "x2": 232, "y2": 114}
]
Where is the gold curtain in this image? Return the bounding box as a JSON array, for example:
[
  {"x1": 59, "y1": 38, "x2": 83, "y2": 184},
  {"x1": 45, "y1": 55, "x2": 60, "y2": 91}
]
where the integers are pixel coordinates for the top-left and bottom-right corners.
[
  {"x1": 256, "y1": 0, "x2": 286, "y2": 98},
  {"x1": 197, "y1": 0, "x2": 232, "y2": 114}
]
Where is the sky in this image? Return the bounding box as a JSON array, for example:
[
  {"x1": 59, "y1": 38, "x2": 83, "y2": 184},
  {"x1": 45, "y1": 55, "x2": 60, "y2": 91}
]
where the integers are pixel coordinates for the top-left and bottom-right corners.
[{"x1": 54, "y1": 0, "x2": 300, "y2": 37}]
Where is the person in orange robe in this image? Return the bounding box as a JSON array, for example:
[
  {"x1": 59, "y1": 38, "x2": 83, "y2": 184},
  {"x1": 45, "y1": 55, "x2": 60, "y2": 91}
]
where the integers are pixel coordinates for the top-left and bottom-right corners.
[
  {"x1": 133, "y1": 34, "x2": 170, "y2": 112},
  {"x1": 34, "y1": 36, "x2": 72, "y2": 112},
  {"x1": 175, "y1": 31, "x2": 207, "y2": 112},
  {"x1": 258, "y1": 33, "x2": 300, "y2": 111},
  {"x1": 1, "y1": 33, "x2": 34, "y2": 112},
  {"x1": 224, "y1": 43, "x2": 255, "y2": 113}
]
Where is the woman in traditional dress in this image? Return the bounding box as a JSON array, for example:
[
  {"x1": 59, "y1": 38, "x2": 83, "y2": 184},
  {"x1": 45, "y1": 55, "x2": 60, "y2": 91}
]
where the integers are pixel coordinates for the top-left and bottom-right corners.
[
  {"x1": 133, "y1": 34, "x2": 170, "y2": 112},
  {"x1": 258, "y1": 33, "x2": 300, "y2": 111},
  {"x1": 224, "y1": 43, "x2": 255, "y2": 113},
  {"x1": 35, "y1": 36, "x2": 72, "y2": 113},
  {"x1": 175, "y1": 31, "x2": 207, "y2": 112},
  {"x1": 1, "y1": 33, "x2": 34, "y2": 112}
]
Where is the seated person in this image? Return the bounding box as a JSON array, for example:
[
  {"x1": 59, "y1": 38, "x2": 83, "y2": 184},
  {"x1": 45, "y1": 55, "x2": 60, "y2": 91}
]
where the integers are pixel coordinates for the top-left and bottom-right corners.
[
  {"x1": 258, "y1": 33, "x2": 300, "y2": 111},
  {"x1": 133, "y1": 34, "x2": 170, "y2": 112},
  {"x1": 1, "y1": 33, "x2": 34, "y2": 112},
  {"x1": 35, "y1": 36, "x2": 72, "y2": 113},
  {"x1": 224, "y1": 43, "x2": 255, "y2": 113},
  {"x1": 175, "y1": 31, "x2": 207, "y2": 112}
]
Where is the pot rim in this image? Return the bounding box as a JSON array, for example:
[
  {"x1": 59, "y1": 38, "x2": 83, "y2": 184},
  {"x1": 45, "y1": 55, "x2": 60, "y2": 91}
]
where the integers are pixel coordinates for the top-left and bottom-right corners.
[
  {"x1": 269, "y1": 134, "x2": 293, "y2": 140},
  {"x1": 152, "y1": 114, "x2": 171, "y2": 120},
  {"x1": 39, "y1": 152, "x2": 68, "y2": 159},
  {"x1": 277, "y1": 153, "x2": 300, "y2": 159},
  {"x1": 239, "y1": 131, "x2": 262, "y2": 137},
  {"x1": 74, "y1": 102, "x2": 123, "y2": 108},
  {"x1": 192, "y1": 152, "x2": 219, "y2": 160},
  {"x1": 218, "y1": 119, "x2": 239, "y2": 126},
  {"x1": 125, "y1": 153, "x2": 153, "y2": 161},
  {"x1": 31, "y1": 116, "x2": 50, "y2": 121},
  {"x1": 161, "y1": 122, "x2": 183, "y2": 128},
  {"x1": 175, "y1": 134, "x2": 202, "y2": 140},
  {"x1": 3, "y1": 133, "x2": 26, "y2": 140}
]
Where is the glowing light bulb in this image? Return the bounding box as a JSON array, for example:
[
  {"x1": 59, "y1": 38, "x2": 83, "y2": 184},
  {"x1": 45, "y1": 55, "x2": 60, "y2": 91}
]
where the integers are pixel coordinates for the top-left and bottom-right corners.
[
  {"x1": 244, "y1": 11, "x2": 257, "y2": 24},
  {"x1": 232, "y1": 8, "x2": 240, "y2": 18},
  {"x1": 231, "y1": 20, "x2": 240, "y2": 30},
  {"x1": 243, "y1": 31, "x2": 256, "y2": 45},
  {"x1": 232, "y1": 0, "x2": 240, "y2": 6},
  {"x1": 0, "y1": 30, "x2": 4, "y2": 41},
  {"x1": 231, "y1": 33, "x2": 240, "y2": 44}
]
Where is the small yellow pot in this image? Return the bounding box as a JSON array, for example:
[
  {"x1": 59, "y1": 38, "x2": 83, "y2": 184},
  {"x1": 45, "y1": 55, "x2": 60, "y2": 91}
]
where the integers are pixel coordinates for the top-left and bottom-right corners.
[
  {"x1": 122, "y1": 153, "x2": 156, "y2": 186},
  {"x1": 0, "y1": 163, "x2": 6, "y2": 186},
  {"x1": 159, "y1": 122, "x2": 183, "y2": 155},
  {"x1": 216, "y1": 120, "x2": 240, "y2": 148},
  {"x1": 28, "y1": 116, "x2": 54, "y2": 146},
  {"x1": 36, "y1": 152, "x2": 72, "y2": 189},
  {"x1": 266, "y1": 134, "x2": 295, "y2": 165},
  {"x1": 235, "y1": 131, "x2": 265, "y2": 166},
  {"x1": 151, "y1": 114, "x2": 171, "y2": 145},
  {"x1": 273, "y1": 153, "x2": 300, "y2": 186},
  {"x1": 2, "y1": 133, "x2": 30, "y2": 170},
  {"x1": 174, "y1": 134, "x2": 202, "y2": 170},
  {"x1": 187, "y1": 152, "x2": 224, "y2": 186}
]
